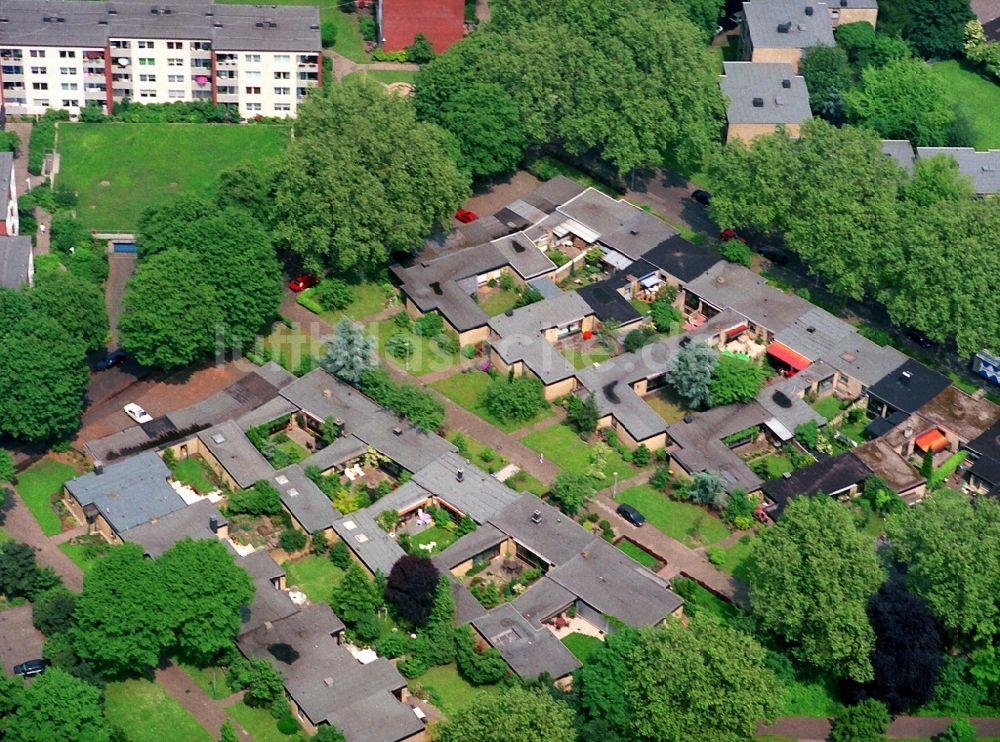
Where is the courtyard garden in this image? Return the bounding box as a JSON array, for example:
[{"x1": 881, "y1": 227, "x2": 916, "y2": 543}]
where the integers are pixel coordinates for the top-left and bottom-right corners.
[
  {"x1": 561, "y1": 346, "x2": 613, "y2": 370},
  {"x1": 167, "y1": 454, "x2": 222, "y2": 494},
  {"x1": 296, "y1": 279, "x2": 396, "y2": 324},
  {"x1": 408, "y1": 663, "x2": 500, "y2": 717},
  {"x1": 282, "y1": 555, "x2": 345, "y2": 605},
  {"x1": 14, "y1": 456, "x2": 82, "y2": 536},
  {"x1": 104, "y1": 678, "x2": 211, "y2": 742},
  {"x1": 448, "y1": 431, "x2": 507, "y2": 474},
  {"x1": 615, "y1": 484, "x2": 730, "y2": 548},
  {"x1": 643, "y1": 386, "x2": 694, "y2": 424},
  {"x1": 58, "y1": 123, "x2": 290, "y2": 231},
  {"x1": 561, "y1": 632, "x2": 604, "y2": 662}
]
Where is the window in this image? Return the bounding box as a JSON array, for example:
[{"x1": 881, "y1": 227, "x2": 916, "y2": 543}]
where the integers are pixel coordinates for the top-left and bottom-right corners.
[
  {"x1": 273, "y1": 86, "x2": 289, "y2": 96},
  {"x1": 34, "y1": 99, "x2": 49, "y2": 107},
  {"x1": 139, "y1": 89, "x2": 156, "y2": 98},
  {"x1": 138, "y1": 58, "x2": 154, "y2": 66},
  {"x1": 59, "y1": 50, "x2": 76, "y2": 59},
  {"x1": 139, "y1": 74, "x2": 157, "y2": 82},
  {"x1": 244, "y1": 70, "x2": 261, "y2": 81},
  {"x1": 110, "y1": 40, "x2": 130, "y2": 49},
  {"x1": 167, "y1": 74, "x2": 184, "y2": 83},
  {"x1": 29, "y1": 49, "x2": 45, "y2": 58},
  {"x1": 274, "y1": 71, "x2": 289, "y2": 80},
  {"x1": 166, "y1": 41, "x2": 183, "y2": 50},
  {"x1": 61, "y1": 99, "x2": 79, "y2": 107},
  {"x1": 60, "y1": 82, "x2": 78, "y2": 91},
  {"x1": 217, "y1": 85, "x2": 235, "y2": 94},
  {"x1": 190, "y1": 41, "x2": 211, "y2": 51},
  {"x1": 245, "y1": 102, "x2": 261, "y2": 111},
  {"x1": 273, "y1": 54, "x2": 290, "y2": 64},
  {"x1": 59, "y1": 67, "x2": 76, "y2": 75},
  {"x1": 112, "y1": 73, "x2": 130, "y2": 81},
  {"x1": 274, "y1": 102, "x2": 290, "y2": 112},
  {"x1": 244, "y1": 53, "x2": 260, "y2": 63},
  {"x1": 167, "y1": 58, "x2": 183, "y2": 66},
  {"x1": 244, "y1": 86, "x2": 260, "y2": 94},
  {"x1": 168, "y1": 90, "x2": 185, "y2": 99},
  {"x1": 1, "y1": 66, "x2": 23, "y2": 75},
  {"x1": 85, "y1": 82, "x2": 105, "y2": 91},
  {"x1": 32, "y1": 82, "x2": 48, "y2": 90},
  {"x1": 137, "y1": 40, "x2": 155, "y2": 49},
  {"x1": 30, "y1": 66, "x2": 46, "y2": 74}
]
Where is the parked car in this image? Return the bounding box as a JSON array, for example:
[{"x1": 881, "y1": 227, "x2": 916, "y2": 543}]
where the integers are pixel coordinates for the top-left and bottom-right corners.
[
  {"x1": 455, "y1": 209, "x2": 478, "y2": 223},
  {"x1": 13, "y1": 659, "x2": 47, "y2": 677},
  {"x1": 94, "y1": 348, "x2": 127, "y2": 372},
  {"x1": 289, "y1": 274, "x2": 318, "y2": 292},
  {"x1": 906, "y1": 328, "x2": 936, "y2": 348},
  {"x1": 616, "y1": 503, "x2": 646, "y2": 527},
  {"x1": 720, "y1": 228, "x2": 747, "y2": 244},
  {"x1": 691, "y1": 189, "x2": 712, "y2": 206},
  {"x1": 123, "y1": 403, "x2": 153, "y2": 424}
]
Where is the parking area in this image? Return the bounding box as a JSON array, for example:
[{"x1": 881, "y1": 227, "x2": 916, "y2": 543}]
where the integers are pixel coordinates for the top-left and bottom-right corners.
[{"x1": 0, "y1": 604, "x2": 44, "y2": 675}]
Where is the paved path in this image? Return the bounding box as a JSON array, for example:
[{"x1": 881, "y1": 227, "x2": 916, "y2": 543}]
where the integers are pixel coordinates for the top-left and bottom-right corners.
[
  {"x1": 4, "y1": 490, "x2": 83, "y2": 592},
  {"x1": 0, "y1": 604, "x2": 44, "y2": 675},
  {"x1": 324, "y1": 49, "x2": 419, "y2": 83},
  {"x1": 155, "y1": 663, "x2": 252, "y2": 740},
  {"x1": 8, "y1": 122, "x2": 34, "y2": 194},
  {"x1": 758, "y1": 715, "x2": 1000, "y2": 740},
  {"x1": 105, "y1": 252, "x2": 136, "y2": 348},
  {"x1": 33, "y1": 207, "x2": 50, "y2": 255}
]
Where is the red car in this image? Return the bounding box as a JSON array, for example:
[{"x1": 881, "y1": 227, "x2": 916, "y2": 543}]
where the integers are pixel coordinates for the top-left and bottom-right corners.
[
  {"x1": 455, "y1": 209, "x2": 478, "y2": 224},
  {"x1": 289, "y1": 274, "x2": 318, "y2": 292},
  {"x1": 720, "y1": 228, "x2": 747, "y2": 244}
]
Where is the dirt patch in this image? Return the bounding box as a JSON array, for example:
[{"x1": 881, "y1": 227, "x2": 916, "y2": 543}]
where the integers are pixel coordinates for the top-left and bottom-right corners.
[{"x1": 100, "y1": 180, "x2": 110, "y2": 187}]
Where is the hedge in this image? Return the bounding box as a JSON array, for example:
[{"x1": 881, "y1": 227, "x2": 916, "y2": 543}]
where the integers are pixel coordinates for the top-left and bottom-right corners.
[{"x1": 27, "y1": 122, "x2": 56, "y2": 175}]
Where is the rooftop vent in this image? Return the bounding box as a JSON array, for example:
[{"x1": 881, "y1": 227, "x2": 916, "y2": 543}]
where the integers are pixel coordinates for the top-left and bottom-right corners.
[
  {"x1": 782, "y1": 78, "x2": 791, "y2": 88},
  {"x1": 901, "y1": 370, "x2": 913, "y2": 385},
  {"x1": 94, "y1": 460, "x2": 104, "y2": 475},
  {"x1": 798, "y1": 22, "x2": 807, "y2": 30},
  {"x1": 323, "y1": 677, "x2": 333, "y2": 687},
  {"x1": 840, "y1": 0, "x2": 848, "y2": 6},
  {"x1": 255, "y1": 20, "x2": 264, "y2": 26},
  {"x1": 343, "y1": 520, "x2": 357, "y2": 531},
  {"x1": 108, "y1": 7, "x2": 117, "y2": 13},
  {"x1": 209, "y1": 516, "x2": 219, "y2": 533},
  {"x1": 334, "y1": 418, "x2": 344, "y2": 427},
  {"x1": 775, "y1": 96, "x2": 785, "y2": 106},
  {"x1": 355, "y1": 533, "x2": 369, "y2": 543},
  {"x1": 322, "y1": 388, "x2": 331, "y2": 398},
  {"x1": 212, "y1": 432, "x2": 226, "y2": 445},
  {"x1": 752, "y1": 97, "x2": 765, "y2": 107},
  {"x1": 777, "y1": 21, "x2": 792, "y2": 32},
  {"x1": 98, "y1": 19, "x2": 107, "y2": 24},
  {"x1": 806, "y1": 325, "x2": 816, "y2": 333},
  {"x1": 456, "y1": 468, "x2": 464, "y2": 482},
  {"x1": 151, "y1": 7, "x2": 159, "y2": 13},
  {"x1": 630, "y1": 229, "x2": 639, "y2": 236},
  {"x1": 805, "y1": 5, "x2": 814, "y2": 14},
  {"x1": 683, "y1": 414, "x2": 694, "y2": 424},
  {"x1": 309, "y1": 23, "x2": 319, "y2": 29},
  {"x1": 782, "y1": 471, "x2": 792, "y2": 479},
  {"x1": 430, "y1": 281, "x2": 442, "y2": 296},
  {"x1": 504, "y1": 309, "x2": 514, "y2": 317},
  {"x1": 531, "y1": 509, "x2": 542, "y2": 524},
  {"x1": 276, "y1": 474, "x2": 289, "y2": 485},
  {"x1": 287, "y1": 488, "x2": 299, "y2": 497},
  {"x1": 393, "y1": 427, "x2": 402, "y2": 436},
  {"x1": 983, "y1": 164, "x2": 997, "y2": 172},
  {"x1": 213, "y1": 21, "x2": 223, "y2": 27}
]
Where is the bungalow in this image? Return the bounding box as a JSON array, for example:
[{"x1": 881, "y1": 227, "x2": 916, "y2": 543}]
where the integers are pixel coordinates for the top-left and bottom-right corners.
[
  {"x1": 866, "y1": 359, "x2": 952, "y2": 419},
  {"x1": 964, "y1": 418, "x2": 1000, "y2": 494},
  {"x1": 618, "y1": 235, "x2": 722, "y2": 303},
  {"x1": 0, "y1": 152, "x2": 18, "y2": 236},
  {"x1": 720, "y1": 62, "x2": 812, "y2": 143},
  {"x1": 739, "y1": 0, "x2": 835, "y2": 71},
  {"x1": 852, "y1": 438, "x2": 927, "y2": 503},
  {"x1": 121, "y1": 499, "x2": 228, "y2": 557},
  {"x1": 331, "y1": 509, "x2": 406, "y2": 577},
  {"x1": 760, "y1": 450, "x2": 873, "y2": 516},
  {"x1": 0, "y1": 236, "x2": 32, "y2": 289},
  {"x1": 916, "y1": 147, "x2": 1000, "y2": 196}
]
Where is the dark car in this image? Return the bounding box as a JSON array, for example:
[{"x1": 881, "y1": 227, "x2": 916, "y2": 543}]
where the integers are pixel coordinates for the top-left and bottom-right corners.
[
  {"x1": 691, "y1": 189, "x2": 712, "y2": 206},
  {"x1": 94, "y1": 348, "x2": 127, "y2": 371},
  {"x1": 907, "y1": 328, "x2": 936, "y2": 348},
  {"x1": 616, "y1": 503, "x2": 646, "y2": 527},
  {"x1": 455, "y1": 209, "x2": 478, "y2": 224},
  {"x1": 13, "y1": 659, "x2": 47, "y2": 677},
  {"x1": 289, "y1": 274, "x2": 318, "y2": 292}
]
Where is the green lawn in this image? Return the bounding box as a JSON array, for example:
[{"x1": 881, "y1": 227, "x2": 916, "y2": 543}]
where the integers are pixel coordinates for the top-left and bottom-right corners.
[
  {"x1": 259, "y1": 325, "x2": 324, "y2": 374},
  {"x1": 616, "y1": 485, "x2": 730, "y2": 548},
  {"x1": 297, "y1": 280, "x2": 392, "y2": 323},
  {"x1": 504, "y1": 469, "x2": 549, "y2": 497},
  {"x1": 478, "y1": 289, "x2": 521, "y2": 317},
  {"x1": 15, "y1": 457, "x2": 81, "y2": 536},
  {"x1": 410, "y1": 663, "x2": 499, "y2": 717},
  {"x1": 274, "y1": 436, "x2": 309, "y2": 465},
  {"x1": 104, "y1": 679, "x2": 212, "y2": 742},
  {"x1": 282, "y1": 555, "x2": 344, "y2": 605},
  {"x1": 179, "y1": 664, "x2": 231, "y2": 701},
  {"x1": 372, "y1": 321, "x2": 462, "y2": 377},
  {"x1": 643, "y1": 387, "x2": 693, "y2": 424},
  {"x1": 59, "y1": 123, "x2": 289, "y2": 231},
  {"x1": 562, "y1": 346, "x2": 612, "y2": 370},
  {"x1": 521, "y1": 424, "x2": 631, "y2": 482},
  {"x1": 749, "y1": 453, "x2": 794, "y2": 480},
  {"x1": 711, "y1": 535, "x2": 755, "y2": 582},
  {"x1": 932, "y1": 61, "x2": 1000, "y2": 149},
  {"x1": 0, "y1": 527, "x2": 10, "y2": 544},
  {"x1": 170, "y1": 455, "x2": 218, "y2": 494},
  {"x1": 616, "y1": 538, "x2": 660, "y2": 569},
  {"x1": 682, "y1": 578, "x2": 745, "y2": 624},
  {"x1": 59, "y1": 542, "x2": 102, "y2": 575},
  {"x1": 345, "y1": 69, "x2": 419, "y2": 86},
  {"x1": 409, "y1": 525, "x2": 458, "y2": 555},
  {"x1": 448, "y1": 430, "x2": 506, "y2": 473},
  {"x1": 561, "y1": 632, "x2": 604, "y2": 662},
  {"x1": 810, "y1": 395, "x2": 843, "y2": 422},
  {"x1": 225, "y1": 700, "x2": 289, "y2": 742},
  {"x1": 325, "y1": 9, "x2": 370, "y2": 62},
  {"x1": 432, "y1": 371, "x2": 554, "y2": 433}
]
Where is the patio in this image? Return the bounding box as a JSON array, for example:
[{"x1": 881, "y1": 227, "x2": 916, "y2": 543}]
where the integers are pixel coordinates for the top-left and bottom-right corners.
[{"x1": 545, "y1": 613, "x2": 605, "y2": 641}]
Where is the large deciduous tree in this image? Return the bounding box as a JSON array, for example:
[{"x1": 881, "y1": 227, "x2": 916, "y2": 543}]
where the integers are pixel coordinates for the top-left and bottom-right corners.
[
  {"x1": 119, "y1": 250, "x2": 222, "y2": 369},
  {"x1": 667, "y1": 341, "x2": 718, "y2": 409},
  {"x1": 437, "y1": 685, "x2": 575, "y2": 742},
  {"x1": 800, "y1": 45, "x2": 853, "y2": 121},
  {"x1": 3, "y1": 667, "x2": 111, "y2": 742},
  {"x1": 907, "y1": 0, "x2": 974, "y2": 58},
  {"x1": 385, "y1": 554, "x2": 440, "y2": 627},
  {"x1": 748, "y1": 496, "x2": 885, "y2": 682},
  {"x1": 886, "y1": 489, "x2": 1000, "y2": 643},
  {"x1": 709, "y1": 354, "x2": 766, "y2": 406},
  {"x1": 273, "y1": 82, "x2": 469, "y2": 274},
  {"x1": 437, "y1": 83, "x2": 528, "y2": 179},
  {"x1": 0, "y1": 314, "x2": 88, "y2": 441},
  {"x1": 31, "y1": 271, "x2": 109, "y2": 352}
]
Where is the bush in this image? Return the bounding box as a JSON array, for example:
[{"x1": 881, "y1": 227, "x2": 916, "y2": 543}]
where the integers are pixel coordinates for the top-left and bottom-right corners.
[
  {"x1": 795, "y1": 420, "x2": 820, "y2": 449},
  {"x1": 632, "y1": 444, "x2": 651, "y2": 467},
  {"x1": 276, "y1": 716, "x2": 300, "y2": 735},
  {"x1": 650, "y1": 465, "x2": 672, "y2": 491},
  {"x1": 433, "y1": 332, "x2": 460, "y2": 354},
  {"x1": 376, "y1": 633, "x2": 411, "y2": 659},
  {"x1": 387, "y1": 333, "x2": 415, "y2": 360},
  {"x1": 0, "y1": 129, "x2": 20, "y2": 153},
  {"x1": 279, "y1": 528, "x2": 308, "y2": 553},
  {"x1": 32, "y1": 587, "x2": 76, "y2": 635},
  {"x1": 270, "y1": 695, "x2": 291, "y2": 719},
  {"x1": 516, "y1": 286, "x2": 543, "y2": 307},
  {"x1": 28, "y1": 121, "x2": 55, "y2": 176},
  {"x1": 406, "y1": 33, "x2": 435, "y2": 64},
  {"x1": 397, "y1": 656, "x2": 427, "y2": 678},
  {"x1": 623, "y1": 327, "x2": 655, "y2": 353},
  {"x1": 650, "y1": 299, "x2": 682, "y2": 333},
  {"x1": 414, "y1": 312, "x2": 444, "y2": 338},
  {"x1": 227, "y1": 656, "x2": 284, "y2": 707},
  {"x1": 935, "y1": 720, "x2": 977, "y2": 742},
  {"x1": 718, "y1": 238, "x2": 752, "y2": 266},
  {"x1": 314, "y1": 279, "x2": 355, "y2": 311},
  {"x1": 228, "y1": 480, "x2": 283, "y2": 516},
  {"x1": 830, "y1": 699, "x2": 890, "y2": 742},
  {"x1": 329, "y1": 540, "x2": 352, "y2": 569},
  {"x1": 482, "y1": 375, "x2": 547, "y2": 422},
  {"x1": 320, "y1": 19, "x2": 337, "y2": 47},
  {"x1": 393, "y1": 312, "x2": 413, "y2": 330},
  {"x1": 455, "y1": 625, "x2": 507, "y2": 685},
  {"x1": 707, "y1": 547, "x2": 724, "y2": 566},
  {"x1": 352, "y1": 611, "x2": 382, "y2": 643},
  {"x1": 359, "y1": 16, "x2": 377, "y2": 41},
  {"x1": 372, "y1": 48, "x2": 408, "y2": 62}
]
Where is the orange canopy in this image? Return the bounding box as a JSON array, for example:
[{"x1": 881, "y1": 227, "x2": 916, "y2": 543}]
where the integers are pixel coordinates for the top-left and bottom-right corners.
[
  {"x1": 767, "y1": 341, "x2": 811, "y2": 372},
  {"x1": 915, "y1": 428, "x2": 949, "y2": 453}
]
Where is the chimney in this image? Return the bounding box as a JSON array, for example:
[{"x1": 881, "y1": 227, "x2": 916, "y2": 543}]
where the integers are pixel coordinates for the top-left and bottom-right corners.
[
  {"x1": 94, "y1": 460, "x2": 104, "y2": 475},
  {"x1": 209, "y1": 516, "x2": 219, "y2": 533},
  {"x1": 323, "y1": 677, "x2": 334, "y2": 686},
  {"x1": 393, "y1": 427, "x2": 402, "y2": 436},
  {"x1": 531, "y1": 509, "x2": 542, "y2": 524},
  {"x1": 505, "y1": 309, "x2": 514, "y2": 317},
  {"x1": 901, "y1": 370, "x2": 913, "y2": 385},
  {"x1": 753, "y1": 97, "x2": 765, "y2": 107},
  {"x1": 805, "y1": 5, "x2": 814, "y2": 14},
  {"x1": 456, "y1": 468, "x2": 464, "y2": 482},
  {"x1": 782, "y1": 78, "x2": 791, "y2": 88}
]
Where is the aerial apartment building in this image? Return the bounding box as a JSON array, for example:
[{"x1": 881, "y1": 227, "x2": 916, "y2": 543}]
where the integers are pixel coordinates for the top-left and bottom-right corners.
[{"x1": 0, "y1": 0, "x2": 321, "y2": 118}]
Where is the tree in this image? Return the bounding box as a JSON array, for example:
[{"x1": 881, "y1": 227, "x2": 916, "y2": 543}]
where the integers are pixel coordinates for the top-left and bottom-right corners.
[
  {"x1": 158, "y1": 538, "x2": 255, "y2": 665},
  {"x1": 311, "y1": 726, "x2": 347, "y2": 742},
  {"x1": 717, "y1": 237, "x2": 751, "y2": 266},
  {"x1": 313, "y1": 279, "x2": 355, "y2": 312},
  {"x1": 549, "y1": 472, "x2": 595, "y2": 515},
  {"x1": 72, "y1": 543, "x2": 173, "y2": 675},
  {"x1": 31, "y1": 271, "x2": 109, "y2": 352},
  {"x1": 3, "y1": 667, "x2": 111, "y2": 742},
  {"x1": 215, "y1": 163, "x2": 275, "y2": 220},
  {"x1": 227, "y1": 655, "x2": 284, "y2": 707},
  {"x1": 686, "y1": 470, "x2": 728, "y2": 509},
  {"x1": 901, "y1": 153, "x2": 974, "y2": 206},
  {"x1": 800, "y1": 45, "x2": 853, "y2": 119},
  {"x1": 482, "y1": 375, "x2": 547, "y2": 422},
  {"x1": 845, "y1": 58, "x2": 956, "y2": 145},
  {"x1": 0, "y1": 541, "x2": 39, "y2": 599},
  {"x1": 0, "y1": 449, "x2": 13, "y2": 483},
  {"x1": 405, "y1": 33, "x2": 435, "y2": 64},
  {"x1": 454, "y1": 624, "x2": 507, "y2": 685},
  {"x1": 795, "y1": 420, "x2": 820, "y2": 449},
  {"x1": 385, "y1": 554, "x2": 440, "y2": 627},
  {"x1": 438, "y1": 83, "x2": 528, "y2": 178},
  {"x1": 228, "y1": 480, "x2": 283, "y2": 516},
  {"x1": 649, "y1": 299, "x2": 682, "y2": 333},
  {"x1": 565, "y1": 393, "x2": 599, "y2": 435},
  {"x1": 667, "y1": 341, "x2": 718, "y2": 409},
  {"x1": 886, "y1": 489, "x2": 1000, "y2": 643},
  {"x1": 830, "y1": 699, "x2": 890, "y2": 742},
  {"x1": 709, "y1": 354, "x2": 765, "y2": 405},
  {"x1": 748, "y1": 496, "x2": 885, "y2": 682},
  {"x1": 0, "y1": 671, "x2": 21, "y2": 715},
  {"x1": 279, "y1": 527, "x2": 308, "y2": 553},
  {"x1": 623, "y1": 327, "x2": 654, "y2": 353},
  {"x1": 936, "y1": 719, "x2": 977, "y2": 742},
  {"x1": 136, "y1": 194, "x2": 215, "y2": 257},
  {"x1": 859, "y1": 580, "x2": 941, "y2": 713},
  {"x1": 273, "y1": 82, "x2": 469, "y2": 274},
  {"x1": 437, "y1": 685, "x2": 575, "y2": 742},
  {"x1": 0, "y1": 314, "x2": 88, "y2": 441},
  {"x1": 32, "y1": 587, "x2": 76, "y2": 636},
  {"x1": 673, "y1": 0, "x2": 725, "y2": 40},
  {"x1": 836, "y1": 21, "x2": 878, "y2": 64},
  {"x1": 331, "y1": 562, "x2": 381, "y2": 623},
  {"x1": 0, "y1": 287, "x2": 31, "y2": 334},
  {"x1": 119, "y1": 250, "x2": 222, "y2": 369},
  {"x1": 907, "y1": 0, "x2": 973, "y2": 58},
  {"x1": 319, "y1": 318, "x2": 378, "y2": 384},
  {"x1": 575, "y1": 626, "x2": 642, "y2": 733}
]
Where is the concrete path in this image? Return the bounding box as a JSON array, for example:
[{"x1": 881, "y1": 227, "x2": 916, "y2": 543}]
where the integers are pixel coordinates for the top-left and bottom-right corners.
[
  {"x1": 105, "y1": 252, "x2": 136, "y2": 348},
  {"x1": 155, "y1": 663, "x2": 252, "y2": 740},
  {"x1": 0, "y1": 604, "x2": 44, "y2": 675},
  {"x1": 324, "y1": 49, "x2": 419, "y2": 83},
  {"x1": 32, "y1": 207, "x2": 50, "y2": 256},
  {"x1": 8, "y1": 122, "x2": 34, "y2": 194},
  {"x1": 4, "y1": 490, "x2": 83, "y2": 592},
  {"x1": 758, "y1": 715, "x2": 1000, "y2": 740}
]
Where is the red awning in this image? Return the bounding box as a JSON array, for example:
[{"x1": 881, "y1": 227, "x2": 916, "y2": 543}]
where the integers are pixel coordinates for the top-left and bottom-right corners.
[
  {"x1": 725, "y1": 322, "x2": 748, "y2": 337},
  {"x1": 915, "y1": 428, "x2": 949, "y2": 453},
  {"x1": 767, "y1": 341, "x2": 811, "y2": 371}
]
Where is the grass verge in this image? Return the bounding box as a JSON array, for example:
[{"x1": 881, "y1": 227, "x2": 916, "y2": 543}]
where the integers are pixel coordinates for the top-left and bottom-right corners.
[
  {"x1": 104, "y1": 678, "x2": 211, "y2": 742},
  {"x1": 15, "y1": 457, "x2": 80, "y2": 536}
]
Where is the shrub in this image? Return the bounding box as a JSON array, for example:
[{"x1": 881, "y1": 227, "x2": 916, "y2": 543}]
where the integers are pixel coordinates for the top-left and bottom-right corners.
[
  {"x1": 462, "y1": 344, "x2": 478, "y2": 358},
  {"x1": 0, "y1": 129, "x2": 20, "y2": 152},
  {"x1": 516, "y1": 286, "x2": 543, "y2": 307},
  {"x1": 632, "y1": 444, "x2": 651, "y2": 467},
  {"x1": 623, "y1": 327, "x2": 655, "y2": 353},
  {"x1": 351, "y1": 611, "x2": 382, "y2": 643},
  {"x1": 830, "y1": 700, "x2": 889, "y2": 742},
  {"x1": 387, "y1": 333, "x2": 415, "y2": 360},
  {"x1": 433, "y1": 332, "x2": 460, "y2": 354},
  {"x1": 936, "y1": 720, "x2": 977, "y2": 742},
  {"x1": 650, "y1": 465, "x2": 672, "y2": 491},
  {"x1": 270, "y1": 695, "x2": 291, "y2": 719},
  {"x1": 279, "y1": 528, "x2": 308, "y2": 553},
  {"x1": 227, "y1": 656, "x2": 284, "y2": 707},
  {"x1": 795, "y1": 420, "x2": 820, "y2": 449},
  {"x1": 276, "y1": 716, "x2": 300, "y2": 735},
  {"x1": 314, "y1": 279, "x2": 355, "y2": 311},
  {"x1": 311, "y1": 530, "x2": 329, "y2": 555},
  {"x1": 320, "y1": 19, "x2": 337, "y2": 47},
  {"x1": 28, "y1": 122, "x2": 55, "y2": 176},
  {"x1": 359, "y1": 16, "x2": 377, "y2": 41},
  {"x1": 397, "y1": 656, "x2": 427, "y2": 678},
  {"x1": 707, "y1": 547, "x2": 724, "y2": 566},
  {"x1": 499, "y1": 274, "x2": 514, "y2": 291},
  {"x1": 482, "y1": 375, "x2": 547, "y2": 422},
  {"x1": 455, "y1": 625, "x2": 507, "y2": 685},
  {"x1": 413, "y1": 312, "x2": 444, "y2": 338},
  {"x1": 406, "y1": 33, "x2": 435, "y2": 63},
  {"x1": 718, "y1": 239, "x2": 751, "y2": 266},
  {"x1": 650, "y1": 299, "x2": 682, "y2": 333},
  {"x1": 329, "y1": 540, "x2": 352, "y2": 569},
  {"x1": 228, "y1": 480, "x2": 283, "y2": 516},
  {"x1": 470, "y1": 580, "x2": 502, "y2": 609},
  {"x1": 376, "y1": 633, "x2": 411, "y2": 659},
  {"x1": 393, "y1": 311, "x2": 413, "y2": 330}
]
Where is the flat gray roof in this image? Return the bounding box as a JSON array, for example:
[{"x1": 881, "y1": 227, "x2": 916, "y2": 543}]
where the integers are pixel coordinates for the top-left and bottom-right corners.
[
  {"x1": 300, "y1": 434, "x2": 367, "y2": 472},
  {"x1": 774, "y1": 306, "x2": 856, "y2": 363},
  {"x1": 916, "y1": 147, "x2": 1000, "y2": 194},
  {"x1": 433, "y1": 523, "x2": 507, "y2": 570},
  {"x1": 668, "y1": 403, "x2": 769, "y2": 491},
  {"x1": 197, "y1": 421, "x2": 274, "y2": 490},
  {"x1": 65, "y1": 451, "x2": 186, "y2": 533},
  {"x1": 408, "y1": 452, "x2": 519, "y2": 523},
  {"x1": 0, "y1": 237, "x2": 31, "y2": 289},
  {"x1": 508, "y1": 576, "x2": 576, "y2": 628},
  {"x1": 120, "y1": 499, "x2": 222, "y2": 557},
  {"x1": 272, "y1": 464, "x2": 341, "y2": 534},
  {"x1": 882, "y1": 139, "x2": 915, "y2": 174},
  {"x1": 471, "y1": 603, "x2": 581, "y2": 680},
  {"x1": 488, "y1": 290, "x2": 592, "y2": 337},
  {"x1": 488, "y1": 494, "x2": 597, "y2": 567},
  {"x1": 721, "y1": 62, "x2": 812, "y2": 126},
  {"x1": 744, "y1": 0, "x2": 835, "y2": 50},
  {"x1": 491, "y1": 335, "x2": 578, "y2": 384},
  {"x1": 576, "y1": 367, "x2": 667, "y2": 442},
  {"x1": 331, "y1": 509, "x2": 405, "y2": 577},
  {"x1": 556, "y1": 188, "x2": 643, "y2": 241}
]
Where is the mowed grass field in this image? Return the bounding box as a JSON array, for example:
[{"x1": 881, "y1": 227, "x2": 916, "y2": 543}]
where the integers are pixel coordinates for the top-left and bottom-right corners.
[
  {"x1": 58, "y1": 123, "x2": 289, "y2": 231},
  {"x1": 932, "y1": 61, "x2": 1000, "y2": 150}
]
